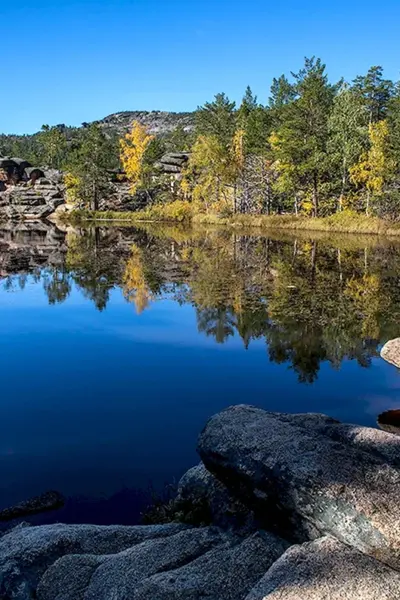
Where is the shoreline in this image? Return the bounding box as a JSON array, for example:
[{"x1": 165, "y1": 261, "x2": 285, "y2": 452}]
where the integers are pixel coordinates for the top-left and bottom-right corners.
[{"x1": 61, "y1": 210, "x2": 400, "y2": 237}]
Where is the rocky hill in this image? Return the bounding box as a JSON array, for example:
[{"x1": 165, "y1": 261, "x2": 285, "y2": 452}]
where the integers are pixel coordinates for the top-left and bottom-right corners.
[{"x1": 98, "y1": 111, "x2": 195, "y2": 136}]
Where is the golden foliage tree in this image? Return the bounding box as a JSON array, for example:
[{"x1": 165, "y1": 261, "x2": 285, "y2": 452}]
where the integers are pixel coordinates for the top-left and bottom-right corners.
[
  {"x1": 350, "y1": 120, "x2": 393, "y2": 215},
  {"x1": 181, "y1": 134, "x2": 230, "y2": 210},
  {"x1": 120, "y1": 121, "x2": 154, "y2": 194}
]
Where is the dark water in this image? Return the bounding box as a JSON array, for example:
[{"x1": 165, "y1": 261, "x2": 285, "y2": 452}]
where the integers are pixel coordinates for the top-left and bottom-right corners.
[{"x1": 1, "y1": 221, "x2": 400, "y2": 525}]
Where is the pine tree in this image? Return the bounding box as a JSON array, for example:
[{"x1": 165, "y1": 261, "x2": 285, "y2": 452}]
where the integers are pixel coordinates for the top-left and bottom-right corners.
[
  {"x1": 237, "y1": 86, "x2": 258, "y2": 127},
  {"x1": 271, "y1": 58, "x2": 336, "y2": 216},
  {"x1": 39, "y1": 124, "x2": 68, "y2": 170},
  {"x1": 269, "y1": 75, "x2": 296, "y2": 109},
  {"x1": 65, "y1": 124, "x2": 113, "y2": 210},
  {"x1": 353, "y1": 66, "x2": 394, "y2": 124},
  {"x1": 195, "y1": 93, "x2": 236, "y2": 148}
]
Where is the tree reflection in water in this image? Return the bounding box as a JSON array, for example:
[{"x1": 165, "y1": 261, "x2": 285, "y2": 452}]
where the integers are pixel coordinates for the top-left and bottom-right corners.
[{"x1": 2, "y1": 221, "x2": 400, "y2": 383}]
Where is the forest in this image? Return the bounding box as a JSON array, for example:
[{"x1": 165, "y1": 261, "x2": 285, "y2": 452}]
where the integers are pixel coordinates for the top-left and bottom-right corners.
[{"x1": 2, "y1": 58, "x2": 400, "y2": 221}]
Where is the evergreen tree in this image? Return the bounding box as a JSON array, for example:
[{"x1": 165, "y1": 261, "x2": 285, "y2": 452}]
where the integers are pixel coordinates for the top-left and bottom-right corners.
[
  {"x1": 237, "y1": 86, "x2": 258, "y2": 127},
  {"x1": 66, "y1": 124, "x2": 113, "y2": 210},
  {"x1": 353, "y1": 66, "x2": 394, "y2": 124},
  {"x1": 39, "y1": 124, "x2": 68, "y2": 169},
  {"x1": 195, "y1": 93, "x2": 236, "y2": 147},
  {"x1": 271, "y1": 58, "x2": 336, "y2": 216},
  {"x1": 387, "y1": 84, "x2": 400, "y2": 175},
  {"x1": 269, "y1": 75, "x2": 296, "y2": 109}
]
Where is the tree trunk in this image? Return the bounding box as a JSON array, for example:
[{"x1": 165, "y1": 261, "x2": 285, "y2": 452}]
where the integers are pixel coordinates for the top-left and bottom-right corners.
[
  {"x1": 338, "y1": 157, "x2": 347, "y2": 212},
  {"x1": 294, "y1": 193, "x2": 299, "y2": 216},
  {"x1": 91, "y1": 182, "x2": 99, "y2": 211},
  {"x1": 266, "y1": 182, "x2": 271, "y2": 215},
  {"x1": 366, "y1": 189, "x2": 371, "y2": 216},
  {"x1": 312, "y1": 174, "x2": 319, "y2": 217}
]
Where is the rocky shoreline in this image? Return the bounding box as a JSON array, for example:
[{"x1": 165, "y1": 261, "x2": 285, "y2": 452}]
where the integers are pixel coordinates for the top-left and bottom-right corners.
[{"x1": 1, "y1": 405, "x2": 400, "y2": 599}]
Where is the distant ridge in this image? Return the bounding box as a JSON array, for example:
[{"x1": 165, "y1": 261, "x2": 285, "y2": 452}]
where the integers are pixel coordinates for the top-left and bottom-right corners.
[{"x1": 98, "y1": 110, "x2": 195, "y2": 135}]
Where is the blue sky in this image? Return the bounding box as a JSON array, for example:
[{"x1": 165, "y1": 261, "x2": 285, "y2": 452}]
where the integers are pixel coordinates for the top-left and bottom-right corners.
[{"x1": 2, "y1": 0, "x2": 400, "y2": 134}]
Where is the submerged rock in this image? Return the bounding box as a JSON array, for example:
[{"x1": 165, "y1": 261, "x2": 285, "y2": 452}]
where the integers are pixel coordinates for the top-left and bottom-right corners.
[
  {"x1": 245, "y1": 536, "x2": 400, "y2": 600},
  {"x1": 0, "y1": 491, "x2": 64, "y2": 522},
  {"x1": 198, "y1": 405, "x2": 400, "y2": 568},
  {"x1": 381, "y1": 338, "x2": 400, "y2": 368}
]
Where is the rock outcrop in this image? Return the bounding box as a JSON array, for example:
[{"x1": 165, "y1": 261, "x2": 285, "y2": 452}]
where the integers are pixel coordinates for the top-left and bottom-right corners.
[
  {"x1": 198, "y1": 406, "x2": 400, "y2": 569},
  {"x1": 245, "y1": 536, "x2": 400, "y2": 600},
  {"x1": 1, "y1": 407, "x2": 400, "y2": 599},
  {"x1": 176, "y1": 463, "x2": 256, "y2": 530},
  {"x1": 100, "y1": 111, "x2": 194, "y2": 136},
  {"x1": 155, "y1": 152, "x2": 190, "y2": 175},
  {"x1": 0, "y1": 523, "x2": 287, "y2": 600},
  {"x1": 0, "y1": 178, "x2": 65, "y2": 220},
  {"x1": 0, "y1": 522, "x2": 188, "y2": 599}
]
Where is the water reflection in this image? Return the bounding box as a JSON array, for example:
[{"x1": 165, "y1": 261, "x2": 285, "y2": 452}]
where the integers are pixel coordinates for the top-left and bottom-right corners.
[{"x1": 1, "y1": 221, "x2": 400, "y2": 384}]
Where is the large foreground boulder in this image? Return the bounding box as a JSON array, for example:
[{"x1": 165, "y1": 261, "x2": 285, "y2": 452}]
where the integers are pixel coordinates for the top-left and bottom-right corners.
[
  {"x1": 198, "y1": 405, "x2": 400, "y2": 569},
  {"x1": 245, "y1": 536, "x2": 400, "y2": 600}
]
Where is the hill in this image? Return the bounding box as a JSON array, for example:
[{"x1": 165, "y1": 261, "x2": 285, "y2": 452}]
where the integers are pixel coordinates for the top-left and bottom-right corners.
[{"x1": 98, "y1": 111, "x2": 195, "y2": 136}]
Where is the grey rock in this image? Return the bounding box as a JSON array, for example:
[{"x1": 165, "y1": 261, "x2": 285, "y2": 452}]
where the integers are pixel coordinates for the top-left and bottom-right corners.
[
  {"x1": 0, "y1": 178, "x2": 65, "y2": 221},
  {"x1": 198, "y1": 405, "x2": 400, "y2": 568},
  {"x1": 245, "y1": 536, "x2": 400, "y2": 600},
  {"x1": 0, "y1": 522, "x2": 188, "y2": 600},
  {"x1": 177, "y1": 463, "x2": 256, "y2": 530},
  {"x1": 0, "y1": 491, "x2": 64, "y2": 522},
  {"x1": 381, "y1": 338, "x2": 400, "y2": 369},
  {"x1": 100, "y1": 110, "x2": 194, "y2": 136},
  {"x1": 133, "y1": 531, "x2": 288, "y2": 600},
  {"x1": 37, "y1": 526, "x2": 230, "y2": 600}
]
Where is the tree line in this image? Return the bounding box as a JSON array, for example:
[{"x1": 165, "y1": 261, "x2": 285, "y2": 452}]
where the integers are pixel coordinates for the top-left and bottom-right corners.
[
  {"x1": 2, "y1": 58, "x2": 400, "y2": 219},
  {"x1": 186, "y1": 59, "x2": 400, "y2": 219}
]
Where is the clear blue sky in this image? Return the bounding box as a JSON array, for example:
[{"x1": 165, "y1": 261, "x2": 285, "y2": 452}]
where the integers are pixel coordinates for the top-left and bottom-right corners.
[{"x1": 2, "y1": 0, "x2": 400, "y2": 134}]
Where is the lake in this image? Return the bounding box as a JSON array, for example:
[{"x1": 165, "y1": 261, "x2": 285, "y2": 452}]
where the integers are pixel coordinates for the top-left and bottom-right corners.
[{"x1": 1, "y1": 220, "x2": 400, "y2": 525}]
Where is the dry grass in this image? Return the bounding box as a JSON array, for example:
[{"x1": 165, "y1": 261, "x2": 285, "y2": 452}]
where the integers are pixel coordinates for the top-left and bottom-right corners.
[{"x1": 62, "y1": 209, "x2": 400, "y2": 237}]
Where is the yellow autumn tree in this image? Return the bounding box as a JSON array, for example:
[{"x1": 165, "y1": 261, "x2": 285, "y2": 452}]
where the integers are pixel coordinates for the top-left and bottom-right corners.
[
  {"x1": 231, "y1": 129, "x2": 245, "y2": 172},
  {"x1": 350, "y1": 120, "x2": 393, "y2": 215},
  {"x1": 120, "y1": 121, "x2": 154, "y2": 194},
  {"x1": 181, "y1": 135, "x2": 229, "y2": 211},
  {"x1": 181, "y1": 131, "x2": 245, "y2": 213}
]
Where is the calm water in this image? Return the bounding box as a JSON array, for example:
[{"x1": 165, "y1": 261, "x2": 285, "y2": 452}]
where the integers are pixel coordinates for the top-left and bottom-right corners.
[{"x1": 1, "y1": 221, "x2": 400, "y2": 525}]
